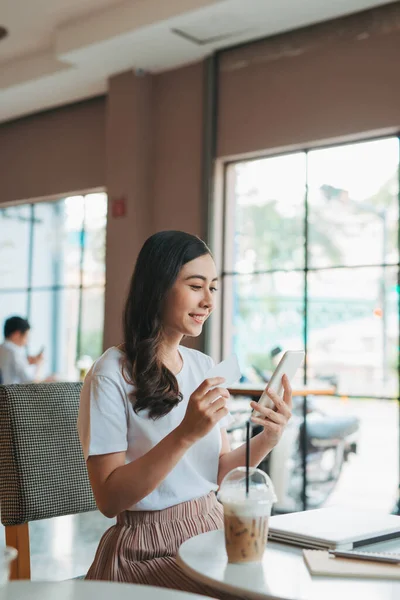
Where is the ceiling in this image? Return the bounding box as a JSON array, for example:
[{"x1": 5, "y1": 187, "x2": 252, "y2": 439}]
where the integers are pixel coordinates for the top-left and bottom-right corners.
[{"x1": 0, "y1": 0, "x2": 395, "y2": 123}]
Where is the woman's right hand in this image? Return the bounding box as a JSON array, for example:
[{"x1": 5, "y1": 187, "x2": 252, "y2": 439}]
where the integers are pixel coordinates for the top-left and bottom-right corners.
[{"x1": 178, "y1": 377, "x2": 230, "y2": 445}]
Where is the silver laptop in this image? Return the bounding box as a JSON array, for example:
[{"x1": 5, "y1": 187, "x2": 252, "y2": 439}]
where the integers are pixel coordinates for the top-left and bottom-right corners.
[{"x1": 268, "y1": 506, "x2": 400, "y2": 550}]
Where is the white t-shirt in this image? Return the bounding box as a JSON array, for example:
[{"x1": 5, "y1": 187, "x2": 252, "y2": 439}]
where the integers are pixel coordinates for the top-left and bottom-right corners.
[
  {"x1": 0, "y1": 340, "x2": 36, "y2": 384},
  {"x1": 77, "y1": 345, "x2": 232, "y2": 511}
]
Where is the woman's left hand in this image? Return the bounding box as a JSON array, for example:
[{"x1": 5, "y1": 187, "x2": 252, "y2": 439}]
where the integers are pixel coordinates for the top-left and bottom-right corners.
[{"x1": 250, "y1": 375, "x2": 292, "y2": 449}]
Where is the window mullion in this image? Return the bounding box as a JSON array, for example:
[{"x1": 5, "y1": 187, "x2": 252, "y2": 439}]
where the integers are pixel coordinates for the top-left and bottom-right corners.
[
  {"x1": 26, "y1": 203, "x2": 35, "y2": 320},
  {"x1": 76, "y1": 198, "x2": 86, "y2": 364}
]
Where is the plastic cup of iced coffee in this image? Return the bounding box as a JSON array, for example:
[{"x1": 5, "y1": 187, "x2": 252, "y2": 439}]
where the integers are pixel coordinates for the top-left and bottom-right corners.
[{"x1": 218, "y1": 467, "x2": 276, "y2": 564}]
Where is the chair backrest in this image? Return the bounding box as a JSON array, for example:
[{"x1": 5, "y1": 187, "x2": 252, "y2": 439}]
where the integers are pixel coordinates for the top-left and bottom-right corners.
[{"x1": 0, "y1": 382, "x2": 96, "y2": 578}]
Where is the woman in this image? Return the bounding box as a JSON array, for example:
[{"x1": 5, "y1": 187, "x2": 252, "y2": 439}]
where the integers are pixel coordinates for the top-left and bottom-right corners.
[{"x1": 78, "y1": 230, "x2": 292, "y2": 597}]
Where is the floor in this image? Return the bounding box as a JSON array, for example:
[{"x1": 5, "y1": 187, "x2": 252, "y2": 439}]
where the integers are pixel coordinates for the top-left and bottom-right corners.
[
  {"x1": 320, "y1": 397, "x2": 399, "y2": 513},
  {"x1": 1, "y1": 398, "x2": 398, "y2": 581},
  {"x1": 0, "y1": 511, "x2": 114, "y2": 581}
]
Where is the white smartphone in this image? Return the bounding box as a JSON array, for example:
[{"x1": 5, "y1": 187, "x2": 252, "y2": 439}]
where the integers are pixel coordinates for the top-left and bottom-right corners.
[{"x1": 253, "y1": 350, "x2": 305, "y2": 416}]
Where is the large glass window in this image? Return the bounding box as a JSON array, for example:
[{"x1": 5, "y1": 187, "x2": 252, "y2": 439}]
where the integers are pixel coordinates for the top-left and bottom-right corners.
[
  {"x1": 220, "y1": 137, "x2": 399, "y2": 512},
  {"x1": 0, "y1": 193, "x2": 107, "y2": 379}
]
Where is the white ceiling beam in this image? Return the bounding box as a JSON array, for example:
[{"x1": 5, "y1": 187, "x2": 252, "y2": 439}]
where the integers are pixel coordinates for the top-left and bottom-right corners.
[
  {"x1": 56, "y1": 0, "x2": 225, "y2": 59},
  {"x1": 0, "y1": 50, "x2": 71, "y2": 90}
]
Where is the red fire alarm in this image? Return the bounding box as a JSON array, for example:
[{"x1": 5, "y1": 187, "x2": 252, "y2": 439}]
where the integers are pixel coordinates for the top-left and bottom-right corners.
[{"x1": 111, "y1": 197, "x2": 127, "y2": 218}]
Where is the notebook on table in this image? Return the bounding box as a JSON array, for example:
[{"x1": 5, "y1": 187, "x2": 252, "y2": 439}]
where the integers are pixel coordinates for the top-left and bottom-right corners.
[
  {"x1": 303, "y1": 549, "x2": 400, "y2": 579},
  {"x1": 268, "y1": 506, "x2": 400, "y2": 550}
]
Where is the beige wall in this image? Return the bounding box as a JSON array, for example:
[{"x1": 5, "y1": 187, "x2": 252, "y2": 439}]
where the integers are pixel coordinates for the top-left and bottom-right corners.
[
  {"x1": 120, "y1": 63, "x2": 206, "y2": 351},
  {"x1": 0, "y1": 97, "x2": 106, "y2": 203},
  {"x1": 218, "y1": 8, "x2": 400, "y2": 158},
  {"x1": 152, "y1": 62, "x2": 205, "y2": 236},
  {"x1": 104, "y1": 63, "x2": 206, "y2": 347},
  {"x1": 152, "y1": 63, "x2": 206, "y2": 352}
]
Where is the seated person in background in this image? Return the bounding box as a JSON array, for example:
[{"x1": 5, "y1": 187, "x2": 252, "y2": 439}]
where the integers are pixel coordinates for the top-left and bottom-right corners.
[{"x1": 0, "y1": 316, "x2": 44, "y2": 384}]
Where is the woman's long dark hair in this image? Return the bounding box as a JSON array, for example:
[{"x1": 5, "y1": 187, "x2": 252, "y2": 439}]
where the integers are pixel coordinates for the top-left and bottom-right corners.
[{"x1": 123, "y1": 230, "x2": 211, "y2": 419}]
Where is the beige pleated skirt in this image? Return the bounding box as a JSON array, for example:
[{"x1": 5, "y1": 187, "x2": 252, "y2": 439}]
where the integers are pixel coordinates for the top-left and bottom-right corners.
[{"x1": 86, "y1": 492, "x2": 244, "y2": 600}]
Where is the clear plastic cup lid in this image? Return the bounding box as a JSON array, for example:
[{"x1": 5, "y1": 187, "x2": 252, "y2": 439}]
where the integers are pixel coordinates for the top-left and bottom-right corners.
[{"x1": 218, "y1": 466, "x2": 277, "y2": 506}]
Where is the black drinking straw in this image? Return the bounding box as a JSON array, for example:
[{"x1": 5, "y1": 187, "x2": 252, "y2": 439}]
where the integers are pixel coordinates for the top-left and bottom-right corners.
[{"x1": 246, "y1": 420, "x2": 250, "y2": 497}]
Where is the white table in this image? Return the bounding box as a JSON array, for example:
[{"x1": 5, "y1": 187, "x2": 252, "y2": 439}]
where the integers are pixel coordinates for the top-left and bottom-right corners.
[
  {"x1": 177, "y1": 529, "x2": 400, "y2": 600},
  {"x1": 0, "y1": 581, "x2": 216, "y2": 600}
]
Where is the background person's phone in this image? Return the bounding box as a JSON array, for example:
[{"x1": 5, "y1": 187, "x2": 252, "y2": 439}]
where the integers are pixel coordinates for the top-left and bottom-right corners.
[{"x1": 253, "y1": 350, "x2": 305, "y2": 416}]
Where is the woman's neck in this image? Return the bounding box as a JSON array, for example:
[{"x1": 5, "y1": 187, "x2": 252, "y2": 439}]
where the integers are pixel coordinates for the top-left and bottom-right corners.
[{"x1": 159, "y1": 335, "x2": 183, "y2": 375}]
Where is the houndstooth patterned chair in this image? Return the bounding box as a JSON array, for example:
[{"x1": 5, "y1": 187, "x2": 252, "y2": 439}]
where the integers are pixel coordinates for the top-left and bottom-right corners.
[{"x1": 0, "y1": 382, "x2": 96, "y2": 579}]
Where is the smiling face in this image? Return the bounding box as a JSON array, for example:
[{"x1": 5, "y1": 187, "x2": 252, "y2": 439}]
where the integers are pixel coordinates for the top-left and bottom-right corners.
[{"x1": 162, "y1": 253, "x2": 218, "y2": 341}]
